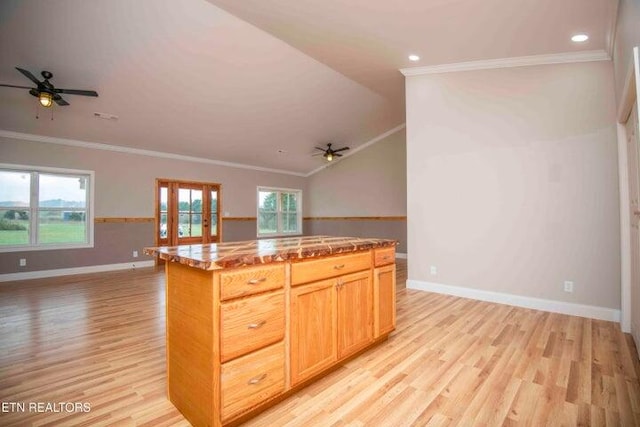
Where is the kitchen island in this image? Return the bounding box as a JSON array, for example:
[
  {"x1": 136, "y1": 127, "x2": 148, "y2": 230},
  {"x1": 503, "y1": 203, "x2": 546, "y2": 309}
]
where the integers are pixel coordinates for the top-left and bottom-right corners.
[{"x1": 145, "y1": 235, "x2": 397, "y2": 427}]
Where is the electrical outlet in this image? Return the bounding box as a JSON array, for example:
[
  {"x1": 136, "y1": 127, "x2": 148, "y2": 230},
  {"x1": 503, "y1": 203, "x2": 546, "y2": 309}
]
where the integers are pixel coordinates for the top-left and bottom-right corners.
[
  {"x1": 133, "y1": 250, "x2": 139, "y2": 258},
  {"x1": 430, "y1": 265, "x2": 437, "y2": 275},
  {"x1": 564, "y1": 281, "x2": 574, "y2": 293},
  {"x1": 19, "y1": 258, "x2": 26, "y2": 267}
]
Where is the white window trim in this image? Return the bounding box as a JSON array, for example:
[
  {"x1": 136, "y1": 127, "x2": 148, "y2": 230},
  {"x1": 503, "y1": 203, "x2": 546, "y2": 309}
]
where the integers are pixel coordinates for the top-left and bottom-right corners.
[
  {"x1": 257, "y1": 186, "x2": 302, "y2": 238},
  {"x1": 0, "y1": 163, "x2": 95, "y2": 252}
]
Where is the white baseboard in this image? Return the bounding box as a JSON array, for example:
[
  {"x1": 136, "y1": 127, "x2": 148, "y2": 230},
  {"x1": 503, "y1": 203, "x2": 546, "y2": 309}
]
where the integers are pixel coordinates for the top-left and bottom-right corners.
[
  {"x1": 0, "y1": 261, "x2": 156, "y2": 283},
  {"x1": 395, "y1": 253, "x2": 407, "y2": 259},
  {"x1": 407, "y1": 279, "x2": 621, "y2": 323}
]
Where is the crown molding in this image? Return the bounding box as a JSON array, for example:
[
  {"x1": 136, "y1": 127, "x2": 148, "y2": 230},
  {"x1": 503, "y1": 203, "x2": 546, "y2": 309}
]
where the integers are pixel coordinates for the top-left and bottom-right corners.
[
  {"x1": 305, "y1": 123, "x2": 406, "y2": 177},
  {"x1": 0, "y1": 130, "x2": 307, "y2": 177},
  {"x1": 399, "y1": 50, "x2": 611, "y2": 76}
]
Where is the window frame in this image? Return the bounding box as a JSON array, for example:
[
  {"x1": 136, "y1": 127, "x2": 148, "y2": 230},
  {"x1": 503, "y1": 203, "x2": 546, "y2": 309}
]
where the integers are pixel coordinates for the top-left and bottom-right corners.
[
  {"x1": 257, "y1": 186, "x2": 302, "y2": 238},
  {"x1": 0, "y1": 163, "x2": 95, "y2": 252}
]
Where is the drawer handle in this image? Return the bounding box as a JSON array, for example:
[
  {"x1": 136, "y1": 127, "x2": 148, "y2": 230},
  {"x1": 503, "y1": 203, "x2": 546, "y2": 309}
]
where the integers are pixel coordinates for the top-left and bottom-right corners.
[
  {"x1": 247, "y1": 320, "x2": 266, "y2": 329},
  {"x1": 247, "y1": 373, "x2": 267, "y2": 385},
  {"x1": 247, "y1": 277, "x2": 267, "y2": 285},
  {"x1": 333, "y1": 264, "x2": 345, "y2": 270},
  {"x1": 382, "y1": 255, "x2": 390, "y2": 259}
]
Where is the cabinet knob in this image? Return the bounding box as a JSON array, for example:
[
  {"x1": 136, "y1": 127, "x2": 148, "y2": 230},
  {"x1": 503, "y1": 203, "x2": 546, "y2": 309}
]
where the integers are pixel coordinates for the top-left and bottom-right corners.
[
  {"x1": 334, "y1": 264, "x2": 345, "y2": 270},
  {"x1": 247, "y1": 277, "x2": 267, "y2": 285},
  {"x1": 247, "y1": 320, "x2": 267, "y2": 329},
  {"x1": 247, "y1": 373, "x2": 267, "y2": 385}
]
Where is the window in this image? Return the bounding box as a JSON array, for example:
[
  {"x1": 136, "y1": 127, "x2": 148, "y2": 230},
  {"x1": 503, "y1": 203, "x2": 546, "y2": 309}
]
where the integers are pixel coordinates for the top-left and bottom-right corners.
[
  {"x1": 0, "y1": 164, "x2": 94, "y2": 252},
  {"x1": 257, "y1": 187, "x2": 302, "y2": 237}
]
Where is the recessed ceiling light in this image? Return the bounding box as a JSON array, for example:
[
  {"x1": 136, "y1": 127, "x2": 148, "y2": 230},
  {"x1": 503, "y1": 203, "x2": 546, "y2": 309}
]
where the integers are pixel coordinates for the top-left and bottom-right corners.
[
  {"x1": 408, "y1": 54, "x2": 420, "y2": 62},
  {"x1": 571, "y1": 34, "x2": 589, "y2": 43}
]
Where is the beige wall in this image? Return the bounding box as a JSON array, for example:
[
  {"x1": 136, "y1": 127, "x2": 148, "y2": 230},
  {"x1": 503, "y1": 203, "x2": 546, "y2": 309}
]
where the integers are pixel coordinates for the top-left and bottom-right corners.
[
  {"x1": 406, "y1": 61, "x2": 620, "y2": 309},
  {"x1": 305, "y1": 129, "x2": 407, "y2": 251},
  {"x1": 306, "y1": 128, "x2": 406, "y2": 216},
  {"x1": 613, "y1": 0, "x2": 640, "y2": 102},
  {"x1": 0, "y1": 136, "x2": 307, "y2": 217},
  {"x1": 0, "y1": 135, "x2": 307, "y2": 274}
]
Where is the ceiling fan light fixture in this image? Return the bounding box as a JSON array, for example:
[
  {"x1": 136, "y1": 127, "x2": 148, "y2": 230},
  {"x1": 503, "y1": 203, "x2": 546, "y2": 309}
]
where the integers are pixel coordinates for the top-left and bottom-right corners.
[
  {"x1": 39, "y1": 92, "x2": 53, "y2": 108},
  {"x1": 408, "y1": 54, "x2": 420, "y2": 62},
  {"x1": 326, "y1": 153, "x2": 333, "y2": 162}
]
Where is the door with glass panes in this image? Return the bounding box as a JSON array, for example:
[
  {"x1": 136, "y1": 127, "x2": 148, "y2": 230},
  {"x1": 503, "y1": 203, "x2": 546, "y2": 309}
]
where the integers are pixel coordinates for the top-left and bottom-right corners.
[{"x1": 156, "y1": 179, "x2": 220, "y2": 246}]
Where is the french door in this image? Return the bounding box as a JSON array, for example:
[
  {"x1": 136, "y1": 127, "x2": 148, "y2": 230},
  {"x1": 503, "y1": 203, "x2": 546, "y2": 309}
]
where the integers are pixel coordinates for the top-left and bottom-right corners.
[{"x1": 156, "y1": 179, "x2": 221, "y2": 246}]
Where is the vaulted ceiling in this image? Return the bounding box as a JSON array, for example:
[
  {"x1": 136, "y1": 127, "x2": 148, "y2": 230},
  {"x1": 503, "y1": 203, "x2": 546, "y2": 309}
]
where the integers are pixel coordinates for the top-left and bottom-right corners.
[{"x1": 0, "y1": 0, "x2": 617, "y2": 175}]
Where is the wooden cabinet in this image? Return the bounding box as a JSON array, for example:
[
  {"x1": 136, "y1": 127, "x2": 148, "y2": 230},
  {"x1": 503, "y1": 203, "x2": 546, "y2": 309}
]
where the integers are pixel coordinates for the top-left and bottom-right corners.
[
  {"x1": 221, "y1": 342, "x2": 285, "y2": 421},
  {"x1": 164, "y1": 246, "x2": 395, "y2": 427},
  {"x1": 374, "y1": 264, "x2": 396, "y2": 338},
  {"x1": 374, "y1": 246, "x2": 395, "y2": 267},
  {"x1": 291, "y1": 265, "x2": 373, "y2": 385},
  {"x1": 290, "y1": 279, "x2": 337, "y2": 385},
  {"x1": 291, "y1": 251, "x2": 371, "y2": 285},
  {"x1": 373, "y1": 247, "x2": 396, "y2": 338},
  {"x1": 337, "y1": 270, "x2": 372, "y2": 359},
  {"x1": 220, "y1": 263, "x2": 284, "y2": 300},
  {"x1": 220, "y1": 290, "x2": 285, "y2": 362}
]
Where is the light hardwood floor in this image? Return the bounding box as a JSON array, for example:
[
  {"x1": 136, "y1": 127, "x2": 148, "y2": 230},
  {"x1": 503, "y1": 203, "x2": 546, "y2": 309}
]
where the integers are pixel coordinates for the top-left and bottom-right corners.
[{"x1": 1, "y1": 260, "x2": 639, "y2": 426}]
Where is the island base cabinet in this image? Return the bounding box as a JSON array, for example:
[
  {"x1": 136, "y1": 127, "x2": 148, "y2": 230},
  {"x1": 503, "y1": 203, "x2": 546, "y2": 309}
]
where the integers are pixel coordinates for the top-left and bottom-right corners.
[
  {"x1": 221, "y1": 342, "x2": 285, "y2": 421},
  {"x1": 337, "y1": 270, "x2": 373, "y2": 359},
  {"x1": 158, "y1": 244, "x2": 397, "y2": 427},
  {"x1": 290, "y1": 279, "x2": 337, "y2": 386}
]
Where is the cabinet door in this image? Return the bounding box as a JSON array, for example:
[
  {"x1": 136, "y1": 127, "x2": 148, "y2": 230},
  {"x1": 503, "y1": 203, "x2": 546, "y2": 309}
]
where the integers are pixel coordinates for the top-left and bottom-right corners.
[
  {"x1": 290, "y1": 279, "x2": 337, "y2": 385},
  {"x1": 337, "y1": 270, "x2": 373, "y2": 359},
  {"x1": 374, "y1": 264, "x2": 396, "y2": 337}
]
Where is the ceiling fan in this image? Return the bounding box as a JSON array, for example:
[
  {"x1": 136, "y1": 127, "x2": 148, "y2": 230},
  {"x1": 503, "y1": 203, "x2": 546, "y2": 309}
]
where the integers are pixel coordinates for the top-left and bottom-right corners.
[
  {"x1": 313, "y1": 143, "x2": 350, "y2": 162},
  {"x1": 0, "y1": 67, "x2": 98, "y2": 108}
]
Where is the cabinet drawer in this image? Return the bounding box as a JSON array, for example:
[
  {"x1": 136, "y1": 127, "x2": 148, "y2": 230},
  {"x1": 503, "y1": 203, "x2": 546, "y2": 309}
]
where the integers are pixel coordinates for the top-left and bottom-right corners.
[
  {"x1": 221, "y1": 342, "x2": 285, "y2": 421},
  {"x1": 374, "y1": 246, "x2": 395, "y2": 266},
  {"x1": 291, "y1": 251, "x2": 371, "y2": 286},
  {"x1": 220, "y1": 263, "x2": 285, "y2": 301},
  {"x1": 221, "y1": 291, "x2": 285, "y2": 362}
]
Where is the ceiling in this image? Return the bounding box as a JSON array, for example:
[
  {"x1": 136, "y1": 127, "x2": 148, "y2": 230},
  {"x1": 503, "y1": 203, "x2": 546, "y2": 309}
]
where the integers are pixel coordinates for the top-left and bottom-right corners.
[{"x1": 0, "y1": 0, "x2": 617, "y2": 175}]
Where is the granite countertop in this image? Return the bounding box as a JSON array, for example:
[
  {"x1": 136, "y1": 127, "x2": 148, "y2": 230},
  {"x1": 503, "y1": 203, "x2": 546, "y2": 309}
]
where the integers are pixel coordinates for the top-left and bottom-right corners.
[{"x1": 144, "y1": 235, "x2": 397, "y2": 270}]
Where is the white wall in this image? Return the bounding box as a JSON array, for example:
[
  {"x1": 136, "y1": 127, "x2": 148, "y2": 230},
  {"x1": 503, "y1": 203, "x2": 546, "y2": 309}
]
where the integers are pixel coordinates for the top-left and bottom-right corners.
[{"x1": 406, "y1": 60, "x2": 620, "y2": 311}]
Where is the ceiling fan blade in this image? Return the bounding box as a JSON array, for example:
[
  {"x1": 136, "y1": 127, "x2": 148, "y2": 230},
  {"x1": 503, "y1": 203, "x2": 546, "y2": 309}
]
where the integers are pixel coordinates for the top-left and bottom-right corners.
[
  {"x1": 54, "y1": 88, "x2": 98, "y2": 97},
  {"x1": 333, "y1": 147, "x2": 350, "y2": 153},
  {"x1": 315, "y1": 146, "x2": 326, "y2": 151},
  {"x1": 53, "y1": 95, "x2": 70, "y2": 106},
  {"x1": 0, "y1": 83, "x2": 33, "y2": 89},
  {"x1": 15, "y1": 67, "x2": 41, "y2": 86},
  {"x1": 335, "y1": 153, "x2": 343, "y2": 157},
  {"x1": 312, "y1": 152, "x2": 325, "y2": 156}
]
